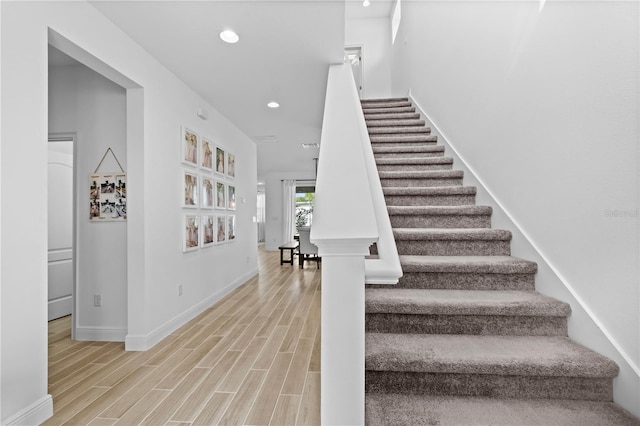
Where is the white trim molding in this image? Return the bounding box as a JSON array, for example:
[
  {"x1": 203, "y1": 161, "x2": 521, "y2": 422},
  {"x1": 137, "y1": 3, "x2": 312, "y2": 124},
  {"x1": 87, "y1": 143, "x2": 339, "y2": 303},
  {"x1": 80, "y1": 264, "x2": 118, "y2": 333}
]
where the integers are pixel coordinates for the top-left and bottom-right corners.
[
  {"x1": 3, "y1": 395, "x2": 53, "y2": 426},
  {"x1": 125, "y1": 268, "x2": 258, "y2": 351}
]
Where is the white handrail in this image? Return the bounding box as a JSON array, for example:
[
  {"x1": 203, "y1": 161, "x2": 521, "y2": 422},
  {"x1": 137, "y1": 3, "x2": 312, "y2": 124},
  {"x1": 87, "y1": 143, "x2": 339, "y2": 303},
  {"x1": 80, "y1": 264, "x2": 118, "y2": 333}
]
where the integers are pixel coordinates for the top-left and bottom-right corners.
[{"x1": 311, "y1": 63, "x2": 401, "y2": 425}]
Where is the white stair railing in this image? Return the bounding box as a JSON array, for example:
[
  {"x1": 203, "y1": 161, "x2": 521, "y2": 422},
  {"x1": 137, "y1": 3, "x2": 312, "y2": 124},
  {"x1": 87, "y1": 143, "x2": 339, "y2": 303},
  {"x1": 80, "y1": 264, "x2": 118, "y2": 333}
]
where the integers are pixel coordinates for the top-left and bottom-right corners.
[{"x1": 311, "y1": 63, "x2": 401, "y2": 425}]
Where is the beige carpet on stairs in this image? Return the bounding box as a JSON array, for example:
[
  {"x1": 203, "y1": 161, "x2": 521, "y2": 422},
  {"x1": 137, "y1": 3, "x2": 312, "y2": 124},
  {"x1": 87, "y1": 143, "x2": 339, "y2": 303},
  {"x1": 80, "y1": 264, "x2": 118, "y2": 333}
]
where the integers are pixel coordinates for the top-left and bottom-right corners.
[{"x1": 361, "y1": 97, "x2": 640, "y2": 426}]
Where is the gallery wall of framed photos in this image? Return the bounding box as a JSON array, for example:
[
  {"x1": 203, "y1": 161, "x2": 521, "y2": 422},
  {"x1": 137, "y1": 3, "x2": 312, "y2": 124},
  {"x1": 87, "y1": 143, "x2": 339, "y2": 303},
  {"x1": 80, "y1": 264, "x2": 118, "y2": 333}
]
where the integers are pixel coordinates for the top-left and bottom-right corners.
[{"x1": 181, "y1": 126, "x2": 237, "y2": 252}]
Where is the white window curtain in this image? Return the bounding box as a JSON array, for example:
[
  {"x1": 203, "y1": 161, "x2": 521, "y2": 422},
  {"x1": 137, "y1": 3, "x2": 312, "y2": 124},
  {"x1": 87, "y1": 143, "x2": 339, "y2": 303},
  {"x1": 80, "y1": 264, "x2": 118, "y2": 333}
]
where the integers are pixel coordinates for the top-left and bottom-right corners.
[
  {"x1": 282, "y1": 179, "x2": 296, "y2": 244},
  {"x1": 257, "y1": 191, "x2": 266, "y2": 243}
]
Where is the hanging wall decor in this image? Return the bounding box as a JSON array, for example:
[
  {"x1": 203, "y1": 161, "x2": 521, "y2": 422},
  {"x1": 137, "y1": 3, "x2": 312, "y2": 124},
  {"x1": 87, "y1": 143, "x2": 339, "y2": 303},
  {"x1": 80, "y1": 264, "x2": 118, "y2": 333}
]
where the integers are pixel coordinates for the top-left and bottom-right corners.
[
  {"x1": 202, "y1": 215, "x2": 215, "y2": 247},
  {"x1": 90, "y1": 148, "x2": 126, "y2": 221},
  {"x1": 201, "y1": 137, "x2": 213, "y2": 171},
  {"x1": 183, "y1": 214, "x2": 200, "y2": 252},
  {"x1": 182, "y1": 126, "x2": 199, "y2": 167},
  {"x1": 183, "y1": 170, "x2": 199, "y2": 208},
  {"x1": 215, "y1": 146, "x2": 225, "y2": 175},
  {"x1": 227, "y1": 152, "x2": 235, "y2": 179},
  {"x1": 227, "y1": 185, "x2": 236, "y2": 210},
  {"x1": 215, "y1": 215, "x2": 227, "y2": 244},
  {"x1": 227, "y1": 215, "x2": 236, "y2": 242},
  {"x1": 215, "y1": 181, "x2": 226, "y2": 209}
]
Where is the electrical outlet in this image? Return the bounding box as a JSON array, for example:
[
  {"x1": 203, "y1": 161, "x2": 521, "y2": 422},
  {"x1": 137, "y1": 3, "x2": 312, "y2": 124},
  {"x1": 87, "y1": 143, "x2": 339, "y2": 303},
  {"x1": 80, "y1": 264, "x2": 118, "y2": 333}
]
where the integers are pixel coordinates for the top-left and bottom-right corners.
[
  {"x1": 94, "y1": 294, "x2": 102, "y2": 307},
  {"x1": 177, "y1": 284, "x2": 183, "y2": 296}
]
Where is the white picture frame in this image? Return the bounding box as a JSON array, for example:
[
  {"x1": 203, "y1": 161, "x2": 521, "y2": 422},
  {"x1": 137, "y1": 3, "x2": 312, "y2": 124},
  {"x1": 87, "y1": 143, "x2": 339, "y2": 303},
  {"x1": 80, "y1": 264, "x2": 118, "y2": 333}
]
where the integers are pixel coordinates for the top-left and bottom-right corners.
[
  {"x1": 215, "y1": 215, "x2": 227, "y2": 244},
  {"x1": 201, "y1": 137, "x2": 214, "y2": 171},
  {"x1": 183, "y1": 214, "x2": 199, "y2": 252},
  {"x1": 182, "y1": 126, "x2": 199, "y2": 167},
  {"x1": 202, "y1": 215, "x2": 215, "y2": 247},
  {"x1": 89, "y1": 173, "x2": 127, "y2": 221},
  {"x1": 227, "y1": 185, "x2": 236, "y2": 210},
  {"x1": 227, "y1": 215, "x2": 236, "y2": 242},
  {"x1": 183, "y1": 170, "x2": 199, "y2": 208},
  {"x1": 215, "y1": 146, "x2": 225, "y2": 175},
  {"x1": 227, "y1": 152, "x2": 235, "y2": 179},
  {"x1": 215, "y1": 181, "x2": 226, "y2": 209},
  {"x1": 201, "y1": 176, "x2": 214, "y2": 209}
]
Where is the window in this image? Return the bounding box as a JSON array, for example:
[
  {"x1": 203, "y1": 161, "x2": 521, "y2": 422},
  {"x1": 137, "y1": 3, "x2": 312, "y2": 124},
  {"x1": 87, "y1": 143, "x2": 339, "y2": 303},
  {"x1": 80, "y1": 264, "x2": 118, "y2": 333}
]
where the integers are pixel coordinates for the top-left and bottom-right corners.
[{"x1": 295, "y1": 186, "x2": 315, "y2": 229}]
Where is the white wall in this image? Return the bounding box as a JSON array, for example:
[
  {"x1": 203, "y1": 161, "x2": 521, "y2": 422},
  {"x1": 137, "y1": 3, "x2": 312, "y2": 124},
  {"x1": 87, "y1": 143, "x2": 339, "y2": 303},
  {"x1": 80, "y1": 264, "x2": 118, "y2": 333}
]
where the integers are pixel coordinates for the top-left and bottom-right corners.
[
  {"x1": 345, "y1": 18, "x2": 392, "y2": 99},
  {"x1": 49, "y1": 63, "x2": 129, "y2": 339},
  {"x1": 1, "y1": 1, "x2": 257, "y2": 423},
  {"x1": 263, "y1": 171, "x2": 316, "y2": 251},
  {"x1": 391, "y1": 0, "x2": 639, "y2": 416}
]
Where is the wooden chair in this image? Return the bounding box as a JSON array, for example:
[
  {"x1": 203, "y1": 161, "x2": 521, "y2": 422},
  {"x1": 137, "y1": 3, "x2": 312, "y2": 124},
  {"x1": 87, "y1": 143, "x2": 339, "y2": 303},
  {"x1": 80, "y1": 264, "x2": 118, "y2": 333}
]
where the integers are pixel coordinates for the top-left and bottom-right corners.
[{"x1": 297, "y1": 226, "x2": 320, "y2": 269}]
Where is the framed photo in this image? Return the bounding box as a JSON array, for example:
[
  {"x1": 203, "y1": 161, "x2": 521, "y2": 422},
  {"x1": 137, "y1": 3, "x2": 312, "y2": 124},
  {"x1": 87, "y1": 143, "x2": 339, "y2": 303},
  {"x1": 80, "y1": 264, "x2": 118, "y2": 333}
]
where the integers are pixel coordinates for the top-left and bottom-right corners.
[
  {"x1": 183, "y1": 170, "x2": 199, "y2": 208},
  {"x1": 227, "y1": 185, "x2": 236, "y2": 210},
  {"x1": 215, "y1": 146, "x2": 225, "y2": 175},
  {"x1": 227, "y1": 215, "x2": 236, "y2": 242},
  {"x1": 215, "y1": 181, "x2": 226, "y2": 209},
  {"x1": 215, "y1": 215, "x2": 226, "y2": 244},
  {"x1": 182, "y1": 126, "x2": 199, "y2": 167},
  {"x1": 202, "y1": 215, "x2": 215, "y2": 247},
  {"x1": 201, "y1": 177, "x2": 214, "y2": 209},
  {"x1": 227, "y1": 152, "x2": 235, "y2": 178},
  {"x1": 183, "y1": 215, "x2": 199, "y2": 252},
  {"x1": 89, "y1": 173, "x2": 127, "y2": 221},
  {"x1": 201, "y1": 138, "x2": 213, "y2": 170}
]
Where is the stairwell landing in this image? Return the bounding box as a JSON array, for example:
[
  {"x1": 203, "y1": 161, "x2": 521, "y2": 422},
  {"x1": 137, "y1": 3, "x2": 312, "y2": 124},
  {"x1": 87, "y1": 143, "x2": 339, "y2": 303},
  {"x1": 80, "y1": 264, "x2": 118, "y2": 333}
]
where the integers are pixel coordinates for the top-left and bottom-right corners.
[{"x1": 362, "y1": 97, "x2": 640, "y2": 425}]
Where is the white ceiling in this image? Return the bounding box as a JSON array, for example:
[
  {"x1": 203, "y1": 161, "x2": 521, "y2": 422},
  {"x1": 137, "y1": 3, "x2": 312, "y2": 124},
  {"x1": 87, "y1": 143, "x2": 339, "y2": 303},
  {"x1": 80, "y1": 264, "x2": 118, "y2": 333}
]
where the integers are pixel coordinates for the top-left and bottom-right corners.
[{"x1": 78, "y1": 1, "x2": 392, "y2": 179}]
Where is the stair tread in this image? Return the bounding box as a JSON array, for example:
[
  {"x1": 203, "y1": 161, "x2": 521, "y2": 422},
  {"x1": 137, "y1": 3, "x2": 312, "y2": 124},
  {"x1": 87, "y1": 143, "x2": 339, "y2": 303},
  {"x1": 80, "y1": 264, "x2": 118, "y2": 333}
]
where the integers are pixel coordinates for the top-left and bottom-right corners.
[
  {"x1": 362, "y1": 101, "x2": 412, "y2": 109},
  {"x1": 399, "y1": 255, "x2": 537, "y2": 273},
  {"x1": 383, "y1": 186, "x2": 476, "y2": 195},
  {"x1": 394, "y1": 228, "x2": 511, "y2": 240},
  {"x1": 366, "y1": 333, "x2": 619, "y2": 377},
  {"x1": 388, "y1": 205, "x2": 491, "y2": 215},
  {"x1": 366, "y1": 289, "x2": 571, "y2": 316},
  {"x1": 363, "y1": 106, "x2": 416, "y2": 114},
  {"x1": 365, "y1": 394, "x2": 640, "y2": 426},
  {"x1": 379, "y1": 170, "x2": 463, "y2": 178},
  {"x1": 376, "y1": 157, "x2": 453, "y2": 165}
]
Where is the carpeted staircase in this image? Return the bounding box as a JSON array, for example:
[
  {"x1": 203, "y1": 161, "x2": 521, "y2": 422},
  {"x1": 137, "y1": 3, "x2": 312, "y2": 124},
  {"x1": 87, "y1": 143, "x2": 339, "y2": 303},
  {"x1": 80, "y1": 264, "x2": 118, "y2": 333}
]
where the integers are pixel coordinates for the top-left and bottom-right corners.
[{"x1": 361, "y1": 98, "x2": 640, "y2": 425}]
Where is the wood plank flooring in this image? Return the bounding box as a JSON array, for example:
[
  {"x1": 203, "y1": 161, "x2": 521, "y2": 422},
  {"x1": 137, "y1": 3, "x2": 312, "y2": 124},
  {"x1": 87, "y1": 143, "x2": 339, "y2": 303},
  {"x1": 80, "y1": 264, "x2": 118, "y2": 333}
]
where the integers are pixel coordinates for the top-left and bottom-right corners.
[{"x1": 45, "y1": 247, "x2": 321, "y2": 426}]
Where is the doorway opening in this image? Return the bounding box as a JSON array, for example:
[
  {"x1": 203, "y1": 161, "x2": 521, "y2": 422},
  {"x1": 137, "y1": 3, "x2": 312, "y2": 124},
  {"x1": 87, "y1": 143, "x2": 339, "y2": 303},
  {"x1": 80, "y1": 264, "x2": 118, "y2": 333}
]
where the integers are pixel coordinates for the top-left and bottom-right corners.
[
  {"x1": 48, "y1": 134, "x2": 76, "y2": 325},
  {"x1": 345, "y1": 46, "x2": 364, "y2": 98}
]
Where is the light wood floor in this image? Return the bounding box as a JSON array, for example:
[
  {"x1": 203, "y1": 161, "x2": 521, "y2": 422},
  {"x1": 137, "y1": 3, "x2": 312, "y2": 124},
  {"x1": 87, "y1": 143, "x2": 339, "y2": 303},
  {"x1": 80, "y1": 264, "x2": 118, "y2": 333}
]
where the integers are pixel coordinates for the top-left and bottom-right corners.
[{"x1": 45, "y1": 247, "x2": 321, "y2": 426}]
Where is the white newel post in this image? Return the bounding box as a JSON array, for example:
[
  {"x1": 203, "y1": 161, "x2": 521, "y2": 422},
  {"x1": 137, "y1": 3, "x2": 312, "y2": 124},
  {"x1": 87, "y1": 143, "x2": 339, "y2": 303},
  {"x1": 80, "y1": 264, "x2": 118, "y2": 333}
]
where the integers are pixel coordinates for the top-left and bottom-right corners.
[{"x1": 316, "y1": 240, "x2": 374, "y2": 426}]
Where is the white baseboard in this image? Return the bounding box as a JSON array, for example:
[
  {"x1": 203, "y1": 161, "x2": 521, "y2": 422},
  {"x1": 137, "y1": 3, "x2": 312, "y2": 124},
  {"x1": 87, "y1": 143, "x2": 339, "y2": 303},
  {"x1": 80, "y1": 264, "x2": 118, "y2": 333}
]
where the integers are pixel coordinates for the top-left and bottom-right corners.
[
  {"x1": 48, "y1": 296, "x2": 72, "y2": 321},
  {"x1": 75, "y1": 326, "x2": 127, "y2": 342},
  {"x1": 125, "y1": 268, "x2": 259, "y2": 351},
  {"x1": 3, "y1": 394, "x2": 53, "y2": 426}
]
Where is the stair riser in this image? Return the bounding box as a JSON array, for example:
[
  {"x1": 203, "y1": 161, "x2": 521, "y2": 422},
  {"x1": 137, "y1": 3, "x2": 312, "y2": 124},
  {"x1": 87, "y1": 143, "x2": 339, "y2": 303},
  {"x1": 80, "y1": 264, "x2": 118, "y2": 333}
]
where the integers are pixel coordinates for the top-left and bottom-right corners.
[
  {"x1": 380, "y1": 178, "x2": 463, "y2": 187},
  {"x1": 365, "y1": 113, "x2": 420, "y2": 120},
  {"x1": 374, "y1": 152, "x2": 445, "y2": 159},
  {"x1": 365, "y1": 372, "x2": 613, "y2": 401},
  {"x1": 362, "y1": 101, "x2": 412, "y2": 109},
  {"x1": 370, "y1": 135, "x2": 437, "y2": 143},
  {"x1": 363, "y1": 106, "x2": 416, "y2": 114},
  {"x1": 391, "y1": 272, "x2": 536, "y2": 291},
  {"x1": 361, "y1": 97, "x2": 409, "y2": 104},
  {"x1": 366, "y1": 314, "x2": 568, "y2": 336},
  {"x1": 384, "y1": 195, "x2": 476, "y2": 206},
  {"x1": 395, "y1": 240, "x2": 511, "y2": 256},
  {"x1": 372, "y1": 142, "x2": 439, "y2": 149},
  {"x1": 390, "y1": 215, "x2": 491, "y2": 228},
  {"x1": 377, "y1": 164, "x2": 453, "y2": 172},
  {"x1": 367, "y1": 120, "x2": 425, "y2": 128},
  {"x1": 369, "y1": 127, "x2": 431, "y2": 135}
]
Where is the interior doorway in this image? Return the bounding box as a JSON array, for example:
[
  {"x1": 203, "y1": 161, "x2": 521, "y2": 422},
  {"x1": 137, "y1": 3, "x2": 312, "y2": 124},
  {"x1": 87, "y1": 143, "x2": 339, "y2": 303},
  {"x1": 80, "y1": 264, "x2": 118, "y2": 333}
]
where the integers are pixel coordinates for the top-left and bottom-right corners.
[
  {"x1": 47, "y1": 135, "x2": 75, "y2": 323},
  {"x1": 345, "y1": 46, "x2": 364, "y2": 98}
]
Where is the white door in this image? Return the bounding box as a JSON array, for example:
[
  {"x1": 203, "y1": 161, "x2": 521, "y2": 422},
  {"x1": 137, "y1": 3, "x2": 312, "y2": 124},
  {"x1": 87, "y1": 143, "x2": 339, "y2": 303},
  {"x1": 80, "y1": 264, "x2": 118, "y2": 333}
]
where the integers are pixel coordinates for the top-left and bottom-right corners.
[
  {"x1": 48, "y1": 138, "x2": 74, "y2": 320},
  {"x1": 345, "y1": 46, "x2": 363, "y2": 98}
]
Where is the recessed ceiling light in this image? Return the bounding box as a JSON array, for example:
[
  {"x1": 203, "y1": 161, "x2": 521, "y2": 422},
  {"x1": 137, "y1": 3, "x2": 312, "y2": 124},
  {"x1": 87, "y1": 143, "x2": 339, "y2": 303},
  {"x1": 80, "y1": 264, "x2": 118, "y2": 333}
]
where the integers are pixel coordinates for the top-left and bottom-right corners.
[
  {"x1": 363, "y1": 0, "x2": 371, "y2": 7},
  {"x1": 219, "y1": 30, "x2": 239, "y2": 44},
  {"x1": 267, "y1": 101, "x2": 280, "y2": 109}
]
